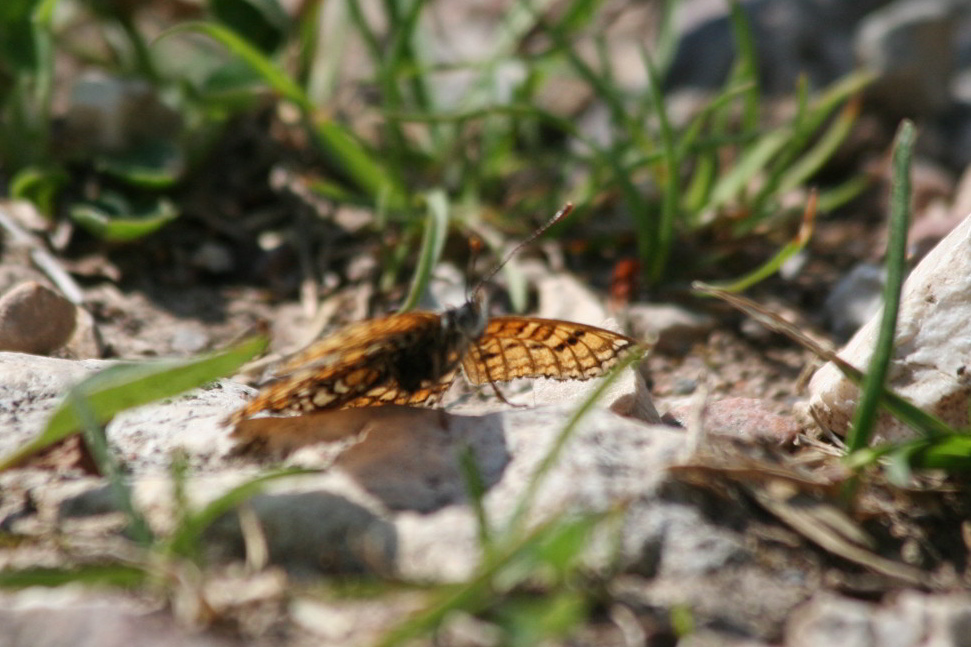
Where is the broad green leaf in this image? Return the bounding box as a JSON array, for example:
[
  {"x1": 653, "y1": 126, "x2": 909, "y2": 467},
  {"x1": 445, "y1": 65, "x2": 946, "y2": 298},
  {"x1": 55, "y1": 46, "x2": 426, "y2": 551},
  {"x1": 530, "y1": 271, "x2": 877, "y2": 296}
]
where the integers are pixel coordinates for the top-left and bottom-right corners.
[
  {"x1": 9, "y1": 164, "x2": 67, "y2": 216},
  {"x1": 94, "y1": 141, "x2": 184, "y2": 189},
  {"x1": 70, "y1": 196, "x2": 178, "y2": 242}
]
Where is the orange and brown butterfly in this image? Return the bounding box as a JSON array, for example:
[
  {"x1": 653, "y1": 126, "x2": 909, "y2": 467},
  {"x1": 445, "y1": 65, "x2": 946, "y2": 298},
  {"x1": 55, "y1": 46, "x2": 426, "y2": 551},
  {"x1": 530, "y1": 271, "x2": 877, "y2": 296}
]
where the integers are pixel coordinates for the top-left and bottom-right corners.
[{"x1": 228, "y1": 204, "x2": 643, "y2": 426}]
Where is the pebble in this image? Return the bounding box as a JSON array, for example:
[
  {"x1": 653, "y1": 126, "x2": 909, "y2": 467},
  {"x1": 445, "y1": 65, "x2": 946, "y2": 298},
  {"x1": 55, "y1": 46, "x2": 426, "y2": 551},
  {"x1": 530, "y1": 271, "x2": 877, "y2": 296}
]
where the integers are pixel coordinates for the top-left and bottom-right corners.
[
  {"x1": 822, "y1": 262, "x2": 885, "y2": 341},
  {"x1": 628, "y1": 303, "x2": 716, "y2": 356},
  {"x1": 0, "y1": 282, "x2": 77, "y2": 355},
  {"x1": 667, "y1": 397, "x2": 802, "y2": 444}
]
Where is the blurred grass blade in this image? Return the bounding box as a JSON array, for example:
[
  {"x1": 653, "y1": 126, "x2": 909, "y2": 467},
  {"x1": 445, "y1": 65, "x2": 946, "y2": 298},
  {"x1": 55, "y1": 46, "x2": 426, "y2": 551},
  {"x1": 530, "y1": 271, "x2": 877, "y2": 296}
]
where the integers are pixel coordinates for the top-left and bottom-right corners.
[
  {"x1": 707, "y1": 190, "x2": 817, "y2": 293},
  {"x1": 158, "y1": 22, "x2": 404, "y2": 205},
  {"x1": 816, "y1": 175, "x2": 870, "y2": 212},
  {"x1": 164, "y1": 466, "x2": 314, "y2": 560},
  {"x1": 311, "y1": 119, "x2": 408, "y2": 209},
  {"x1": 644, "y1": 52, "x2": 679, "y2": 282},
  {"x1": 400, "y1": 191, "x2": 448, "y2": 312},
  {"x1": 776, "y1": 98, "x2": 860, "y2": 195},
  {"x1": 158, "y1": 21, "x2": 311, "y2": 110},
  {"x1": 0, "y1": 565, "x2": 146, "y2": 589},
  {"x1": 209, "y1": 0, "x2": 291, "y2": 54},
  {"x1": 847, "y1": 435, "x2": 971, "y2": 485},
  {"x1": 376, "y1": 513, "x2": 601, "y2": 647},
  {"x1": 845, "y1": 120, "x2": 915, "y2": 452},
  {"x1": 459, "y1": 445, "x2": 493, "y2": 553},
  {"x1": 727, "y1": 0, "x2": 759, "y2": 132},
  {"x1": 0, "y1": 335, "x2": 268, "y2": 471},
  {"x1": 10, "y1": 165, "x2": 68, "y2": 217},
  {"x1": 705, "y1": 128, "x2": 788, "y2": 213},
  {"x1": 70, "y1": 390, "x2": 153, "y2": 545}
]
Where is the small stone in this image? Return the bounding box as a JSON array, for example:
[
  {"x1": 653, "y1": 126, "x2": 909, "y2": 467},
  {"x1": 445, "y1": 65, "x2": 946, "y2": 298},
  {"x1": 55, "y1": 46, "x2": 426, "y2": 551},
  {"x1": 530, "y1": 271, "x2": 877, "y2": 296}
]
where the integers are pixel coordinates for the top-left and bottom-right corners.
[
  {"x1": 855, "y1": 0, "x2": 956, "y2": 118},
  {"x1": 628, "y1": 303, "x2": 716, "y2": 356},
  {"x1": 0, "y1": 282, "x2": 77, "y2": 355},
  {"x1": 667, "y1": 397, "x2": 801, "y2": 444},
  {"x1": 822, "y1": 262, "x2": 885, "y2": 341},
  {"x1": 169, "y1": 324, "x2": 209, "y2": 354},
  {"x1": 190, "y1": 242, "x2": 234, "y2": 274}
]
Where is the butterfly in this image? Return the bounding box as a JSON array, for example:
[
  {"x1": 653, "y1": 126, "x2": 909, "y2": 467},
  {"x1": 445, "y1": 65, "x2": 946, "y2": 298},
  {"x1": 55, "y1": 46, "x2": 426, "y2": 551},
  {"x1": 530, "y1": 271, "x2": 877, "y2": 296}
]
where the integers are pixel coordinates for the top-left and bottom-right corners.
[{"x1": 227, "y1": 204, "x2": 642, "y2": 426}]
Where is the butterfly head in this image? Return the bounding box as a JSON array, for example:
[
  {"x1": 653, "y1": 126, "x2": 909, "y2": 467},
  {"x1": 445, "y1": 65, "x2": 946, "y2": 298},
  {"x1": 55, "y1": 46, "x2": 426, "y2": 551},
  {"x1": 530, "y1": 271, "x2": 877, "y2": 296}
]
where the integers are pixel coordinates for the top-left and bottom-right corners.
[{"x1": 446, "y1": 294, "x2": 488, "y2": 341}]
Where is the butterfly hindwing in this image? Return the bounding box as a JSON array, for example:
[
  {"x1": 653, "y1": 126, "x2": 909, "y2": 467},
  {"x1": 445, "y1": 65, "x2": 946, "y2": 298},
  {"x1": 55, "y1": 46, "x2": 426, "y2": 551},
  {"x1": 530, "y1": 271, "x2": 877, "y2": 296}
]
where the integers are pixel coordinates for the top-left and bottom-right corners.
[{"x1": 461, "y1": 316, "x2": 638, "y2": 385}]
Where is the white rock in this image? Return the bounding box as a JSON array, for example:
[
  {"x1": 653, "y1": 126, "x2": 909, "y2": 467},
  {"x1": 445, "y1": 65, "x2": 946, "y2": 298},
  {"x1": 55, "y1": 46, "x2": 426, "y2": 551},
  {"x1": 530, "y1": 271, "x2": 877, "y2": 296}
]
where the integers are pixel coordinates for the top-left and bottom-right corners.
[{"x1": 808, "y1": 212, "x2": 971, "y2": 443}]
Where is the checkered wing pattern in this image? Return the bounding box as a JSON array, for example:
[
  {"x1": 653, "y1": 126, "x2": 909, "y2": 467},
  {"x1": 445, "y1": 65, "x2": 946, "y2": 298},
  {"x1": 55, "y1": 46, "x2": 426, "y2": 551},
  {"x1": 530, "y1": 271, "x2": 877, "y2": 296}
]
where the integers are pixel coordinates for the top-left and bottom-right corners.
[{"x1": 461, "y1": 316, "x2": 638, "y2": 385}]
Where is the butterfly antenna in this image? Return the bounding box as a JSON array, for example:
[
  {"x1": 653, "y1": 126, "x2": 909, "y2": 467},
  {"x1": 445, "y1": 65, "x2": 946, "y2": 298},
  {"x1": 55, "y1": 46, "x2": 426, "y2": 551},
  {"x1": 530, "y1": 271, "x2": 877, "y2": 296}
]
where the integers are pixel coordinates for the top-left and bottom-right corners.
[{"x1": 470, "y1": 203, "x2": 574, "y2": 300}]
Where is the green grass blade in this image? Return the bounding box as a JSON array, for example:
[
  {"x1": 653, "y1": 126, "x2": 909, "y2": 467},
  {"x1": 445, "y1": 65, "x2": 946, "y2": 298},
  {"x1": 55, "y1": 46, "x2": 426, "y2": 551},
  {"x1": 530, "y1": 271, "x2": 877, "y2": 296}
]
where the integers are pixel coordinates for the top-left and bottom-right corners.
[
  {"x1": 705, "y1": 128, "x2": 789, "y2": 212},
  {"x1": 707, "y1": 190, "x2": 817, "y2": 292},
  {"x1": 70, "y1": 390, "x2": 153, "y2": 545},
  {"x1": 727, "y1": 0, "x2": 759, "y2": 133},
  {"x1": 164, "y1": 466, "x2": 315, "y2": 561},
  {"x1": 0, "y1": 335, "x2": 268, "y2": 471},
  {"x1": 845, "y1": 120, "x2": 914, "y2": 452},
  {"x1": 847, "y1": 434, "x2": 971, "y2": 485},
  {"x1": 159, "y1": 22, "x2": 404, "y2": 205},
  {"x1": 776, "y1": 99, "x2": 860, "y2": 195},
  {"x1": 399, "y1": 190, "x2": 449, "y2": 312},
  {"x1": 375, "y1": 513, "x2": 602, "y2": 647},
  {"x1": 310, "y1": 119, "x2": 408, "y2": 209},
  {"x1": 158, "y1": 21, "x2": 311, "y2": 110},
  {"x1": 458, "y1": 445, "x2": 493, "y2": 553},
  {"x1": 0, "y1": 565, "x2": 146, "y2": 589},
  {"x1": 644, "y1": 52, "x2": 679, "y2": 282}
]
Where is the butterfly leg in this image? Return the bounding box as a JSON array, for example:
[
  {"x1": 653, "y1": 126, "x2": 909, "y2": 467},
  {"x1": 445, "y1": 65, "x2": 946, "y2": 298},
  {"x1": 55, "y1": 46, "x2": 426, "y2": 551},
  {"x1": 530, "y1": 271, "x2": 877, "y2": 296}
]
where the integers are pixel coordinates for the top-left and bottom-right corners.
[{"x1": 489, "y1": 380, "x2": 528, "y2": 408}]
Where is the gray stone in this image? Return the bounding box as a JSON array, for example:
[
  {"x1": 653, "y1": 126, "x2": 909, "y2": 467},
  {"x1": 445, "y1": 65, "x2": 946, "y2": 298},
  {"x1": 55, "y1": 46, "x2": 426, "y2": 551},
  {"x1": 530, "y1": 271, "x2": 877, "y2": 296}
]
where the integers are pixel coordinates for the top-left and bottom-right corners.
[
  {"x1": 822, "y1": 262, "x2": 885, "y2": 341},
  {"x1": 666, "y1": 0, "x2": 890, "y2": 95},
  {"x1": 856, "y1": 0, "x2": 958, "y2": 117},
  {"x1": 628, "y1": 303, "x2": 716, "y2": 356}
]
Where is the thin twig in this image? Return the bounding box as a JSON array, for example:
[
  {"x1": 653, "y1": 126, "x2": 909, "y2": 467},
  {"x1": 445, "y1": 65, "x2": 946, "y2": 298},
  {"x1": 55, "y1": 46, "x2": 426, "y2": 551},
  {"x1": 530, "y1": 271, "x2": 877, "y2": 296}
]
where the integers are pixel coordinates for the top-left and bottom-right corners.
[{"x1": 0, "y1": 204, "x2": 85, "y2": 304}]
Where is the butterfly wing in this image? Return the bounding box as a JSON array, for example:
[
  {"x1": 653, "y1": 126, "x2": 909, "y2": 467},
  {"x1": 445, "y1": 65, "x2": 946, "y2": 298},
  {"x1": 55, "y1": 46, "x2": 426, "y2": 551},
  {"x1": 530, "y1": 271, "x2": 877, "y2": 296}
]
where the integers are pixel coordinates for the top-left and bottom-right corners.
[
  {"x1": 461, "y1": 316, "x2": 639, "y2": 385},
  {"x1": 231, "y1": 312, "x2": 456, "y2": 422}
]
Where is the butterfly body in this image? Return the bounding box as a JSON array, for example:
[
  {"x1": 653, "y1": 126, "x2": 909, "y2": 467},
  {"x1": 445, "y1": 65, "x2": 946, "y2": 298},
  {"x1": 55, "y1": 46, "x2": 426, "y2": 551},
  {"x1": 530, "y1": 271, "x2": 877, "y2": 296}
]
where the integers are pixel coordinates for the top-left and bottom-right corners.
[{"x1": 229, "y1": 298, "x2": 639, "y2": 425}]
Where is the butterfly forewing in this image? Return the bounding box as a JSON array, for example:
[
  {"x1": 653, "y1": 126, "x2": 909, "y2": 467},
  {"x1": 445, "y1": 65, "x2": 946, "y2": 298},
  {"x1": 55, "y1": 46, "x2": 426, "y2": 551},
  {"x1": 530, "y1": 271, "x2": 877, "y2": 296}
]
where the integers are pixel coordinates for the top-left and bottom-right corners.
[
  {"x1": 229, "y1": 312, "x2": 464, "y2": 423},
  {"x1": 461, "y1": 316, "x2": 638, "y2": 385}
]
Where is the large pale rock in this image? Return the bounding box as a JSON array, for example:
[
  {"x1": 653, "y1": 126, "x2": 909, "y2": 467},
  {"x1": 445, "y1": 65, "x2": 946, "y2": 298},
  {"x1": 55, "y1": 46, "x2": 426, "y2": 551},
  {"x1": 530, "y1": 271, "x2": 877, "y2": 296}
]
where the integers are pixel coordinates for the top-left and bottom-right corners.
[
  {"x1": 0, "y1": 352, "x2": 252, "y2": 470},
  {"x1": 808, "y1": 212, "x2": 971, "y2": 443}
]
